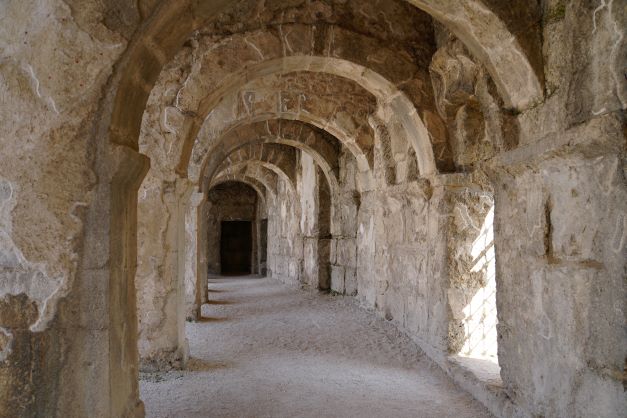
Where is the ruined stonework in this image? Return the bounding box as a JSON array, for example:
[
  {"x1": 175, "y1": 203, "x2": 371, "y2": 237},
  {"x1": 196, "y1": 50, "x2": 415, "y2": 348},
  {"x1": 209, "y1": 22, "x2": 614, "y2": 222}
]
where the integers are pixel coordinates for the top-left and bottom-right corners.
[{"x1": 0, "y1": 1, "x2": 625, "y2": 417}]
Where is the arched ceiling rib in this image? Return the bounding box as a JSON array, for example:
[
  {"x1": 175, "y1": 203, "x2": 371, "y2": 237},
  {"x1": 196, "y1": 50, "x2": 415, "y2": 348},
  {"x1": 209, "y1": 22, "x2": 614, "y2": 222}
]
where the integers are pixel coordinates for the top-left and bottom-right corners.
[
  {"x1": 209, "y1": 176, "x2": 268, "y2": 208},
  {"x1": 210, "y1": 164, "x2": 279, "y2": 196},
  {"x1": 112, "y1": 0, "x2": 542, "y2": 160},
  {"x1": 200, "y1": 120, "x2": 340, "y2": 195},
  {"x1": 186, "y1": 72, "x2": 378, "y2": 188}
]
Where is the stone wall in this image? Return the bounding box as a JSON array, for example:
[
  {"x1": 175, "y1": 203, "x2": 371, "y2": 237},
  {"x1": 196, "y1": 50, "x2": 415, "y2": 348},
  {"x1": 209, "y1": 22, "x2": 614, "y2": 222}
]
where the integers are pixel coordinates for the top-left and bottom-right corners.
[
  {"x1": 267, "y1": 175, "x2": 303, "y2": 285},
  {"x1": 136, "y1": 177, "x2": 190, "y2": 371},
  {"x1": 299, "y1": 152, "x2": 321, "y2": 288},
  {"x1": 492, "y1": 115, "x2": 626, "y2": 417},
  {"x1": 0, "y1": 1, "x2": 149, "y2": 415},
  {"x1": 1, "y1": 1, "x2": 624, "y2": 417}
]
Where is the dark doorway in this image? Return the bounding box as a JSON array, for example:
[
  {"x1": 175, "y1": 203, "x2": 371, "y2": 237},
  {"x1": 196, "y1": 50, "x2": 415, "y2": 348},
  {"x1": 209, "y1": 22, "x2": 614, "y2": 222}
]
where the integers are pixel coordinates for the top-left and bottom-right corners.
[{"x1": 220, "y1": 221, "x2": 252, "y2": 275}]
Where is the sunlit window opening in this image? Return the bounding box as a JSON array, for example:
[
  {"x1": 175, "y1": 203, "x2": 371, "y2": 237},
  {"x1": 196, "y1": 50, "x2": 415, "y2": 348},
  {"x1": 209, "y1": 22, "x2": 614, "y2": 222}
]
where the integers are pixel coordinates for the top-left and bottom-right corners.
[{"x1": 460, "y1": 206, "x2": 498, "y2": 364}]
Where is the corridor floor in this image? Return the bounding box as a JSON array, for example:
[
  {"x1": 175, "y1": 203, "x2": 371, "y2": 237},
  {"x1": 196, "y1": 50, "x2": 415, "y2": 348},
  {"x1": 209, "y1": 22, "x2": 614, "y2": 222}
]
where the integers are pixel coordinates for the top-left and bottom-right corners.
[{"x1": 140, "y1": 276, "x2": 493, "y2": 418}]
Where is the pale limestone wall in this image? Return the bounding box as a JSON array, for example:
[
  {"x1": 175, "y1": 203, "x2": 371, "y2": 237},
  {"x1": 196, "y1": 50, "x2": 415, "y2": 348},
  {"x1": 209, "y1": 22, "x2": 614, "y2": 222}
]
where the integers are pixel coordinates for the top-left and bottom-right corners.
[
  {"x1": 354, "y1": 180, "x2": 445, "y2": 351},
  {"x1": 267, "y1": 177, "x2": 303, "y2": 285},
  {"x1": 136, "y1": 177, "x2": 189, "y2": 370},
  {"x1": 299, "y1": 153, "x2": 320, "y2": 288},
  {"x1": 492, "y1": 116, "x2": 626, "y2": 417},
  {"x1": 486, "y1": 3, "x2": 626, "y2": 415},
  {"x1": 327, "y1": 151, "x2": 361, "y2": 294},
  {"x1": 1, "y1": 1, "x2": 625, "y2": 417},
  {"x1": 0, "y1": 1, "x2": 150, "y2": 416}
]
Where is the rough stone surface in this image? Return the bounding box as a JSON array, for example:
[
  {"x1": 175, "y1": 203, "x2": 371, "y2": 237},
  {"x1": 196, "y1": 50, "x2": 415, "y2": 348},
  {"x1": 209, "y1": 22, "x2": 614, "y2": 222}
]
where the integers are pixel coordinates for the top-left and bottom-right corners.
[{"x1": 1, "y1": 0, "x2": 625, "y2": 417}]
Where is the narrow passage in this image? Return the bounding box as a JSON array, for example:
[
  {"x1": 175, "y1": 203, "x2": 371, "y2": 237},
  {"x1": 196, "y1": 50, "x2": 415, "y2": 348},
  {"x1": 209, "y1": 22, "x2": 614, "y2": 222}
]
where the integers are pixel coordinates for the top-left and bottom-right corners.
[{"x1": 140, "y1": 276, "x2": 493, "y2": 418}]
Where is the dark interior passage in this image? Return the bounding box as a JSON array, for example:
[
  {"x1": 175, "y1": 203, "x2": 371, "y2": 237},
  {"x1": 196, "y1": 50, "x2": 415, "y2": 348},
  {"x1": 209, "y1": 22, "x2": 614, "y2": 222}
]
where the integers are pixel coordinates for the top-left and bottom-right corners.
[{"x1": 221, "y1": 221, "x2": 253, "y2": 275}]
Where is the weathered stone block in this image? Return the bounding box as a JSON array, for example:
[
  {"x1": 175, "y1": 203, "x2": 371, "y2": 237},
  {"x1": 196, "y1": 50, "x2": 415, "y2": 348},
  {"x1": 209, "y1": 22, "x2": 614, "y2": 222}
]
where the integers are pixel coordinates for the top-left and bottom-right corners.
[
  {"x1": 344, "y1": 268, "x2": 357, "y2": 296},
  {"x1": 330, "y1": 266, "x2": 345, "y2": 294}
]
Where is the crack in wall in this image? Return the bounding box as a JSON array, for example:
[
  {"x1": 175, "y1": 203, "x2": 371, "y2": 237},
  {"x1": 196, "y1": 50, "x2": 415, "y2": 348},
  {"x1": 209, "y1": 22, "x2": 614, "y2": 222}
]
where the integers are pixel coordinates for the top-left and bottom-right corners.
[
  {"x1": 591, "y1": 0, "x2": 626, "y2": 113},
  {"x1": 23, "y1": 64, "x2": 59, "y2": 114}
]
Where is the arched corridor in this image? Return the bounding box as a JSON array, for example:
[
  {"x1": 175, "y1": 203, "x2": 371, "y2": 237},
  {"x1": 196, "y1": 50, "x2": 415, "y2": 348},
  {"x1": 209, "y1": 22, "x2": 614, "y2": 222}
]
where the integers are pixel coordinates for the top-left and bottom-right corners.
[
  {"x1": 140, "y1": 275, "x2": 492, "y2": 418},
  {"x1": 1, "y1": 1, "x2": 625, "y2": 417}
]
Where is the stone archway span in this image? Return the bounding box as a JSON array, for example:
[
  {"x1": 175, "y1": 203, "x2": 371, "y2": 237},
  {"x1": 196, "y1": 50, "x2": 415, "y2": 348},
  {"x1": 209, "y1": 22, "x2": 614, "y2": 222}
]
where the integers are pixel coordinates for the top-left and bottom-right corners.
[
  {"x1": 210, "y1": 176, "x2": 268, "y2": 209},
  {"x1": 209, "y1": 164, "x2": 279, "y2": 197},
  {"x1": 174, "y1": 24, "x2": 425, "y2": 115},
  {"x1": 192, "y1": 112, "x2": 372, "y2": 187},
  {"x1": 214, "y1": 159, "x2": 302, "y2": 224},
  {"x1": 217, "y1": 158, "x2": 297, "y2": 197},
  {"x1": 206, "y1": 135, "x2": 342, "y2": 237},
  {"x1": 109, "y1": 0, "x2": 542, "y2": 154},
  {"x1": 215, "y1": 143, "x2": 297, "y2": 186},
  {"x1": 405, "y1": 0, "x2": 543, "y2": 110},
  {"x1": 174, "y1": 52, "x2": 438, "y2": 178},
  {"x1": 200, "y1": 120, "x2": 340, "y2": 198},
  {"x1": 187, "y1": 72, "x2": 378, "y2": 190}
]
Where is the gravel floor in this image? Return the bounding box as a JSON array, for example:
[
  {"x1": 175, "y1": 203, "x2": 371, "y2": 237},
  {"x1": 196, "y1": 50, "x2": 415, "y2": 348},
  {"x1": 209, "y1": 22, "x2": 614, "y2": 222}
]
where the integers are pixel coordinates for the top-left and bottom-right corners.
[{"x1": 140, "y1": 275, "x2": 493, "y2": 418}]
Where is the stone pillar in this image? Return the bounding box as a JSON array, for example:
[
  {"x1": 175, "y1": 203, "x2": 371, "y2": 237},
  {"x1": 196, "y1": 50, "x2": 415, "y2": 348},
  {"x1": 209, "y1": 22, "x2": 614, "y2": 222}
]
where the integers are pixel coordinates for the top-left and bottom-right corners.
[
  {"x1": 198, "y1": 199, "x2": 210, "y2": 303},
  {"x1": 107, "y1": 145, "x2": 150, "y2": 417},
  {"x1": 299, "y1": 152, "x2": 332, "y2": 289},
  {"x1": 184, "y1": 190, "x2": 206, "y2": 321},
  {"x1": 0, "y1": 144, "x2": 148, "y2": 417},
  {"x1": 136, "y1": 176, "x2": 190, "y2": 371}
]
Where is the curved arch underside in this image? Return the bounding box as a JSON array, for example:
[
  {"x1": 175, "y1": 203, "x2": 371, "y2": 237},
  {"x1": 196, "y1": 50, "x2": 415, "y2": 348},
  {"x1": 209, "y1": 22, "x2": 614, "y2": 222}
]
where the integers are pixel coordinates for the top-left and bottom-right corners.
[
  {"x1": 111, "y1": 0, "x2": 543, "y2": 160},
  {"x1": 187, "y1": 71, "x2": 377, "y2": 185},
  {"x1": 216, "y1": 143, "x2": 298, "y2": 185},
  {"x1": 200, "y1": 119, "x2": 341, "y2": 195},
  {"x1": 217, "y1": 159, "x2": 296, "y2": 196},
  {"x1": 210, "y1": 163, "x2": 279, "y2": 194},
  {"x1": 209, "y1": 176, "x2": 269, "y2": 207}
]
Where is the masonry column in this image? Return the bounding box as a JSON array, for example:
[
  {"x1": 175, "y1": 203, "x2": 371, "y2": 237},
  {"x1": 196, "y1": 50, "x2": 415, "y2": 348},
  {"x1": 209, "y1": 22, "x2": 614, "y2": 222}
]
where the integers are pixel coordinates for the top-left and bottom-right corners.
[
  {"x1": 184, "y1": 190, "x2": 206, "y2": 321},
  {"x1": 0, "y1": 143, "x2": 149, "y2": 417},
  {"x1": 136, "y1": 176, "x2": 190, "y2": 371}
]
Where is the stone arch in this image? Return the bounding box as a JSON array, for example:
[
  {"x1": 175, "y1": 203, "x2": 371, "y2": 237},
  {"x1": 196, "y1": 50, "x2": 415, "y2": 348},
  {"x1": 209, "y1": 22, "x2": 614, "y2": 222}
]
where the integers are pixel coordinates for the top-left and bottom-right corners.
[
  {"x1": 173, "y1": 54, "x2": 437, "y2": 177},
  {"x1": 108, "y1": 0, "x2": 541, "y2": 154},
  {"x1": 200, "y1": 120, "x2": 340, "y2": 198},
  {"x1": 217, "y1": 160, "x2": 296, "y2": 199},
  {"x1": 406, "y1": 0, "x2": 543, "y2": 110},
  {"x1": 187, "y1": 72, "x2": 379, "y2": 190},
  {"x1": 210, "y1": 176, "x2": 268, "y2": 209},
  {"x1": 164, "y1": 24, "x2": 440, "y2": 176},
  {"x1": 209, "y1": 164, "x2": 279, "y2": 197},
  {"x1": 174, "y1": 24, "x2": 423, "y2": 116},
  {"x1": 206, "y1": 134, "x2": 342, "y2": 237},
  {"x1": 216, "y1": 143, "x2": 298, "y2": 189}
]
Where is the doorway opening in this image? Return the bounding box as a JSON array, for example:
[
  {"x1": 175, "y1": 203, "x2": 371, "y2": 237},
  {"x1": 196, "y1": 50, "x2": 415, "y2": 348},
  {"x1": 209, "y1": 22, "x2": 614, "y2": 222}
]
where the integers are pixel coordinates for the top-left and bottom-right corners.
[{"x1": 221, "y1": 221, "x2": 253, "y2": 275}]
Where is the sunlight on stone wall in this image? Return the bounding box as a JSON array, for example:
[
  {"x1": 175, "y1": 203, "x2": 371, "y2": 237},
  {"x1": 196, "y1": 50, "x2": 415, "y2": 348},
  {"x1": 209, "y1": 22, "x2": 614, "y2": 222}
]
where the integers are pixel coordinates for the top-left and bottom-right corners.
[{"x1": 461, "y1": 206, "x2": 498, "y2": 363}]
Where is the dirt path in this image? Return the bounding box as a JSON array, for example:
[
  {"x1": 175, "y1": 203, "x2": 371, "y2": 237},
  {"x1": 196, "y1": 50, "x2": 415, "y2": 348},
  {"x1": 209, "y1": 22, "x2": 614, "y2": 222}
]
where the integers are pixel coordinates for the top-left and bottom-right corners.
[{"x1": 140, "y1": 276, "x2": 493, "y2": 418}]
